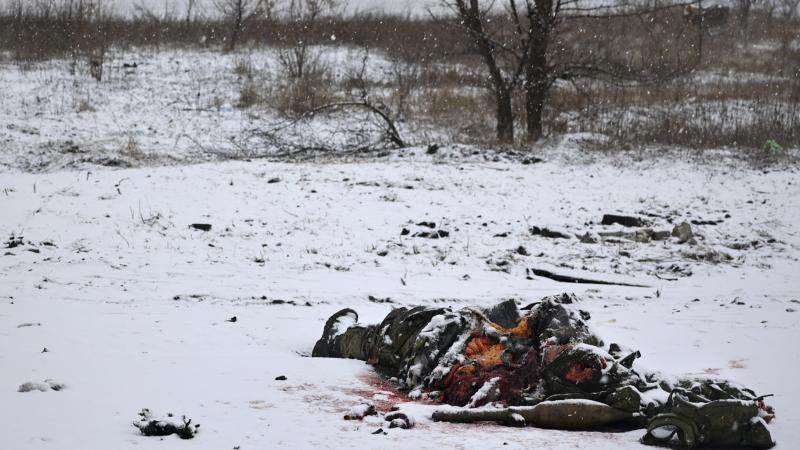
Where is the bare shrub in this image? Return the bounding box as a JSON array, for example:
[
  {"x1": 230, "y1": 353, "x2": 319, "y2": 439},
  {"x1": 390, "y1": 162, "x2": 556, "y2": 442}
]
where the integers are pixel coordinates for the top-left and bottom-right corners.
[
  {"x1": 238, "y1": 81, "x2": 263, "y2": 108},
  {"x1": 272, "y1": 71, "x2": 335, "y2": 115},
  {"x1": 214, "y1": 0, "x2": 273, "y2": 52},
  {"x1": 78, "y1": 100, "x2": 96, "y2": 113},
  {"x1": 276, "y1": 0, "x2": 337, "y2": 79},
  {"x1": 233, "y1": 57, "x2": 254, "y2": 77}
]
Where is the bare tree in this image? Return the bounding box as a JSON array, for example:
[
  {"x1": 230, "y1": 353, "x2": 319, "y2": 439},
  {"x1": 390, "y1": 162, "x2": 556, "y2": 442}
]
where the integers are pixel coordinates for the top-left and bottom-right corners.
[
  {"x1": 214, "y1": 0, "x2": 271, "y2": 52},
  {"x1": 186, "y1": 0, "x2": 197, "y2": 25},
  {"x1": 277, "y1": 0, "x2": 337, "y2": 79},
  {"x1": 445, "y1": 0, "x2": 527, "y2": 143},
  {"x1": 441, "y1": 0, "x2": 701, "y2": 143}
]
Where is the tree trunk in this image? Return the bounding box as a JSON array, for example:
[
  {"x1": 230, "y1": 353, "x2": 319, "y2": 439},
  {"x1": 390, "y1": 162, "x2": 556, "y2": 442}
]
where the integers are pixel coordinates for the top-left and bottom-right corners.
[
  {"x1": 525, "y1": 43, "x2": 549, "y2": 142},
  {"x1": 458, "y1": 0, "x2": 517, "y2": 144},
  {"x1": 525, "y1": 78, "x2": 547, "y2": 143},
  {"x1": 227, "y1": 4, "x2": 244, "y2": 52},
  {"x1": 496, "y1": 89, "x2": 515, "y2": 144}
]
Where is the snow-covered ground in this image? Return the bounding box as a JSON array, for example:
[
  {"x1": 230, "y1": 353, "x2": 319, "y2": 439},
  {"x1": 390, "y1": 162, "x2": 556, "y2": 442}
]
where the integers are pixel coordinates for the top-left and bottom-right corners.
[
  {"x1": 1, "y1": 153, "x2": 798, "y2": 449},
  {"x1": 4, "y1": 47, "x2": 795, "y2": 175},
  {"x1": 0, "y1": 47, "x2": 416, "y2": 172}
]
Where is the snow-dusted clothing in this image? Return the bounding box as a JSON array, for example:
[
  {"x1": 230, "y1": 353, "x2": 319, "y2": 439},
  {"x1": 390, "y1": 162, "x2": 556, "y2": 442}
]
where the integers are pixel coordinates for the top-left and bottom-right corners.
[{"x1": 313, "y1": 293, "x2": 775, "y2": 448}]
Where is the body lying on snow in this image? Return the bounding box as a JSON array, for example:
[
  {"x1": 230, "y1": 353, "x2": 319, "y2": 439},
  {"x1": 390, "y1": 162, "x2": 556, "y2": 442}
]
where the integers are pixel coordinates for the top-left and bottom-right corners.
[{"x1": 313, "y1": 294, "x2": 776, "y2": 449}]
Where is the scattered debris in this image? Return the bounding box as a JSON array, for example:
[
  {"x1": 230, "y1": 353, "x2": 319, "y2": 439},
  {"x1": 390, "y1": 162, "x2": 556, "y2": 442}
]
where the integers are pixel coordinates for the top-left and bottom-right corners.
[
  {"x1": 530, "y1": 226, "x2": 571, "y2": 239},
  {"x1": 4, "y1": 236, "x2": 24, "y2": 249},
  {"x1": 134, "y1": 409, "x2": 199, "y2": 440},
  {"x1": 368, "y1": 295, "x2": 394, "y2": 304},
  {"x1": 385, "y1": 411, "x2": 414, "y2": 429},
  {"x1": 18, "y1": 379, "x2": 64, "y2": 392},
  {"x1": 190, "y1": 223, "x2": 212, "y2": 232},
  {"x1": 658, "y1": 264, "x2": 694, "y2": 278},
  {"x1": 601, "y1": 214, "x2": 646, "y2": 228},
  {"x1": 344, "y1": 403, "x2": 377, "y2": 420},
  {"x1": 415, "y1": 230, "x2": 449, "y2": 239},
  {"x1": 682, "y1": 247, "x2": 733, "y2": 264},
  {"x1": 598, "y1": 228, "x2": 671, "y2": 244}
]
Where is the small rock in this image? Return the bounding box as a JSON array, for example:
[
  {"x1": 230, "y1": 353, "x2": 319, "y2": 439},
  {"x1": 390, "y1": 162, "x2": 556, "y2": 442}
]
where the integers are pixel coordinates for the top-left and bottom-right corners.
[
  {"x1": 46, "y1": 379, "x2": 66, "y2": 391},
  {"x1": 651, "y1": 230, "x2": 672, "y2": 241},
  {"x1": 134, "y1": 409, "x2": 198, "y2": 439},
  {"x1": 516, "y1": 246, "x2": 529, "y2": 256},
  {"x1": 371, "y1": 428, "x2": 385, "y2": 435},
  {"x1": 275, "y1": 375, "x2": 287, "y2": 381},
  {"x1": 344, "y1": 403, "x2": 377, "y2": 420},
  {"x1": 672, "y1": 222, "x2": 695, "y2": 244},
  {"x1": 190, "y1": 223, "x2": 212, "y2": 232},
  {"x1": 18, "y1": 379, "x2": 65, "y2": 392},
  {"x1": 267, "y1": 177, "x2": 281, "y2": 184},
  {"x1": 226, "y1": 316, "x2": 238, "y2": 323},
  {"x1": 579, "y1": 232, "x2": 598, "y2": 244},
  {"x1": 18, "y1": 382, "x2": 50, "y2": 393},
  {"x1": 385, "y1": 412, "x2": 414, "y2": 429}
]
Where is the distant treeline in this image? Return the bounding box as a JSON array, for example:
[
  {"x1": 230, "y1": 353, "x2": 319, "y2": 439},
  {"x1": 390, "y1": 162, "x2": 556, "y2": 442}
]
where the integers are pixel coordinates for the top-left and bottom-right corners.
[{"x1": 0, "y1": 0, "x2": 462, "y2": 60}]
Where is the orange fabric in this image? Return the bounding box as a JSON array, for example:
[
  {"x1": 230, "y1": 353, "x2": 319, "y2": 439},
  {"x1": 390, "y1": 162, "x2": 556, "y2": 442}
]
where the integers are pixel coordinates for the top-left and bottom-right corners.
[
  {"x1": 565, "y1": 365, "x2": 595, "y2": 383},
  {"x1": 465, "y1": 337, "x2": 507, "y2": 368},
  {"x1": 494, "y1": 317, "x2": 532, "y2": 338}
]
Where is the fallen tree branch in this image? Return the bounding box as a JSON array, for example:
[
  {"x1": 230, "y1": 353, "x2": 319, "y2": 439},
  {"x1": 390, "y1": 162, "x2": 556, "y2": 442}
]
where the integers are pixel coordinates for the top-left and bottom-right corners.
[{"x1": 530, "y1": 268, "x2": 651, "y2": 288}]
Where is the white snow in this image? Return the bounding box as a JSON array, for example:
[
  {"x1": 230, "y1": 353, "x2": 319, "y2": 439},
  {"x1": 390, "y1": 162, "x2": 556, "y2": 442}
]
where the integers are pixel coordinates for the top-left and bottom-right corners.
[
  {"x1": 1, "y1": 154, "x2": 798, "y2": 449},
  {"x1": 467, "y1": 376, "x2": 501, "y2": 408}
]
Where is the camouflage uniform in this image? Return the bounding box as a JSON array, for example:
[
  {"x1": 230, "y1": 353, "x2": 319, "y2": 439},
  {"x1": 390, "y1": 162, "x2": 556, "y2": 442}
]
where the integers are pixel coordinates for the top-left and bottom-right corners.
[{"x1": 313, "y1": 293, "x2": 775, "y2": 448}]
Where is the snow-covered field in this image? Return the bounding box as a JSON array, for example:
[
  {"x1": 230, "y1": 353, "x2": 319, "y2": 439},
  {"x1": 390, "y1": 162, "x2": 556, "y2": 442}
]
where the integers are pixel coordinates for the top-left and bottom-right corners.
[
  {"x1": 0, "y1": 47, "x2": 412, "y2": 172},
  {"x1": 1, "y1": 152, "x2": 799, "y2": 449}
]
